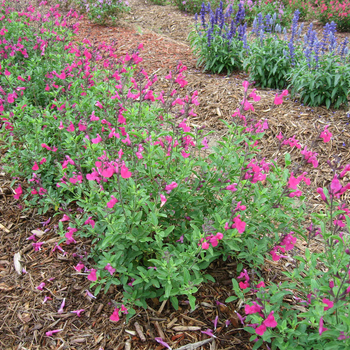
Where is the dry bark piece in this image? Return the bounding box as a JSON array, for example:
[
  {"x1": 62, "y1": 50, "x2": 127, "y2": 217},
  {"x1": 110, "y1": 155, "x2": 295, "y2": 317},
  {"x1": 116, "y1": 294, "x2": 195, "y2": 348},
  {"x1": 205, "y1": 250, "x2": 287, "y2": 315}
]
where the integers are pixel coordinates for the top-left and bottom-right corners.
[
  {"x1": 172, "y1": 326, "x2": 201, "y2": 331},
  {"x1": 13, "y1": 252, "x2": 22, "y2": 275},
  {"x1": 174, "y1": 338, "x2": 214, "y2": 350},
  {"x1": 134, "y1": 321, "x2": 146, "y2": 342}
]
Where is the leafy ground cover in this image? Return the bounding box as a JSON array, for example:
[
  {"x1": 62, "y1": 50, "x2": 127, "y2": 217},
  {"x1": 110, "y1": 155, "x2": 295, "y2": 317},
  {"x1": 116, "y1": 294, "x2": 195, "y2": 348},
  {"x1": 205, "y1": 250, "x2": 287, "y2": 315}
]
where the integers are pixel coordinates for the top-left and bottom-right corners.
[{"x1": 0, "y1": 0, "x2": 350, "y2": 349}]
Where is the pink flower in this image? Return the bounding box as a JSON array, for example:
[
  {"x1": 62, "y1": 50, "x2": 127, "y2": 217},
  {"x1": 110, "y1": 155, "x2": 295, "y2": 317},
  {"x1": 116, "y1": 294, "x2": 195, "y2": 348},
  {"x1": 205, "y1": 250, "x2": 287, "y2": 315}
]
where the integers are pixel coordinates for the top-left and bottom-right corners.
[
  {"x1": 57, "y1": 298, "x2": 66, "y2": 313},
  {"x1": 45, "y1": 329, "x2": 62, "y2": 337},
  {"x1": 274, "y1": 94, "x2": 283, "y2": 105},
  {"x1": 225, "y1": 183, "x2": 237, "y2": 192},
  {"x1": 14, "y1": 185, "x2": 23, "y2": 200},
  {"x1": 155, "y1": 337, "x2": 172, "y2": 350},
  {"x1": 322, "y1": 298, "x2": 334, "y2": 311},
  {"x1": 160, "y1": 194, "x2": 167, "y2": 207},
  {"x1": 107, "y1": 195, "x2": 119, "y2": 208},
  {"x1": 263, "y1": 311, "x2": 277, "y2": 328},
  {"x1": 256, "y1": 323, "x2": 267, "y2": 335},
  {"x1": 92, "y1": 134, "x2": 102, "y2": 144},
  {"x1": 245, "y1": 302, "x2": 262, "y2": 314},
  {"x1": 233, "y1": 215, "x2": 246, "y2": 234},
  {"x1": 257, "y1": 281, "x2": 265, "y2": 288},
  {"x1": 60, "y1": 214, "x2": 70, "y2": 222},
  {"x1": 95, "y1": 101, "x2": 103, "y2": 109},
  {"x1": 201, "y1": 329, "x2": 216, "y2": 338},
  {"x1": 105, "y1": 263, "x2": 116, "y2": 276},
  {"x1": 320, "y1": 126, "x2": 332, "y2": 143},
  {"x1": 165, "y1": 181, "x2": 178, "y2": 193},
  {"x1": 71, "y1": 309, "x2": 85, "y2": 317},
  {"x1": 317, "y1": 187, "x2": 327, "y2": 201},
  {"x1": 242, "y1": 80, "x2": 249, "y2": 92},
  {"x1": 276, "y1": 132, "x2": 283, "y2": 141},
  {"x1": 87, "y1": 268, "x2": 97, "y2": 281},
  {"x1": 33, "y1": 242, "x2": 44, "y2": 251},
  {"x1": 110, "y1": 308, "x2": 120, "y2": 322},
  {"x1": 32, "y1": 162, "x2": 39, "y2": 171},
  {"x1": 74, "y1": 263, "x2": 84, "y2": 272},
  {"x1": 121, "y1": 164, "x2": 132, "y2": 178},
  {"x1": 84, "y1": 217, "x2": 95, "y2": 228},
  {"x1": 319, "y1": 317, "x2": 328, "y2": 335},
  {"x1": 36, "y1": 282, "x2": 46, "y2": 290},
  {"x1": 243, "y1": 100, "x2": 255, "y2": 112},
  {"x1": 201, "y1": 241, "x2": 210, "y2": 250}
]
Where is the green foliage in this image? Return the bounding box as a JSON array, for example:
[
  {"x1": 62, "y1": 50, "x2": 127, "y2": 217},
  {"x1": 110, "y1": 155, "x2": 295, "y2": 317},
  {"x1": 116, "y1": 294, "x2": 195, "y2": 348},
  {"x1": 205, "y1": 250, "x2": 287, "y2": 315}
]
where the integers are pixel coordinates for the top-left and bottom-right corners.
[
  {"x1": 288, "y1": 53, "x2": 350, "y2": 109},
  {"x1": 75, "y1": 0, "x2": 130, "y2": 25},
  {"x1": 244, "y1": 37, "x2": 294, "y2": 90}
]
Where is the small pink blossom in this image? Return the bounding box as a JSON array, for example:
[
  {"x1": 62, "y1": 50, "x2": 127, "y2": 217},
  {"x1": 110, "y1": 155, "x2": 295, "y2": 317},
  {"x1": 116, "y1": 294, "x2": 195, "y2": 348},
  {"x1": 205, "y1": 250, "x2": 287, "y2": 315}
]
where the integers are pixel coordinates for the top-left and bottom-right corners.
[
  {"x1": 71, "y1": 309, "x2": 85, "y2": 317},
  {"x1": 110, "y1": 308, "x2": 120, "y2": 322},
  {"x1": 36, "y1": 282, "x2": 46, "y2": 291},
  {"x1": 105, "y1": 263, "x2": 116, "y2": 276},
  {"x1": 322, "y1": 298, "x2": 334, "y2": 311},
  {"x1": 319, "y1": 317, "x2": 328, "y2": 335},
  {"x1": 87, "y1": 268, "x2": 97, "y2": 281},
  {"x1": 74, "y1": 262, "x2": 84, "y2": 272},
  {"x1": 45, "y1": 329, "x2": 62, "y2": 337},
  {"x1": 160, "y1": 194, "x2": 167, "y2": 207}
]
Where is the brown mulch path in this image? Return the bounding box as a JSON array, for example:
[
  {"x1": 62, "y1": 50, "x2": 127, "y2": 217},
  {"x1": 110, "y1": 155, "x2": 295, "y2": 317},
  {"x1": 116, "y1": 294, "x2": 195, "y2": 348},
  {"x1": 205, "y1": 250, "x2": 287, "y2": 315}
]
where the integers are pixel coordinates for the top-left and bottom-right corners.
[{"x1": 1, "y1": 0, "x2": 350, "y2": 349}]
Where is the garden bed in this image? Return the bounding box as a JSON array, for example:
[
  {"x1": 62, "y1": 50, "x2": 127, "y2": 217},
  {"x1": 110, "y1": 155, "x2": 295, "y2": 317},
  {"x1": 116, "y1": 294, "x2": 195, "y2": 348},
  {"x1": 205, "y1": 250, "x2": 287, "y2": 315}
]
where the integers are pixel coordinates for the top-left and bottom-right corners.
[{"x1": 0, "y1": 0, "x2": 350, "y2": 349}]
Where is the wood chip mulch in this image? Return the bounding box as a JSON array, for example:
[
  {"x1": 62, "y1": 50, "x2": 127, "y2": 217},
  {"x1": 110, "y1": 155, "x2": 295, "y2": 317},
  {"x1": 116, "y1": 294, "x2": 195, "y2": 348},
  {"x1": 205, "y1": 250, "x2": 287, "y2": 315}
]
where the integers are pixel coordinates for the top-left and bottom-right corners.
[{"x1": 1, "y1": 0, "x2": 350, "y2": 349}]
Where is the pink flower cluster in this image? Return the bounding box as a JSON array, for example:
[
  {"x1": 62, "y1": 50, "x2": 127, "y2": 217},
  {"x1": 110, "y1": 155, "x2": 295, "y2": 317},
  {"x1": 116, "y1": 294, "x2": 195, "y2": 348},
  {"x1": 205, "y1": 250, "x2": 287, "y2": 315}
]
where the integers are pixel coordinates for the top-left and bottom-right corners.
[
  {"x1": 270, "y1": 232, "x2": 297, "y2": 261},
  {"x1": 200, "y1": 232, "x2": 224, "y2": 250}
]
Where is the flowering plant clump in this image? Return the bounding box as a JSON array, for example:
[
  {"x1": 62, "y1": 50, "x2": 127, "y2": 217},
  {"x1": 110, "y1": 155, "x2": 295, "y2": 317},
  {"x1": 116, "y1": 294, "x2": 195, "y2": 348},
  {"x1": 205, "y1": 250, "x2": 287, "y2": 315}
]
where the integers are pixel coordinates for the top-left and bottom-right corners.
[
  {"x1": 174, "y1": 0, "x2": 222, "y2": 14},
  {"x1": 75, "y1": 0, "x2": 130, "y2": 25},
  {"x1": 288, "y1": 21, "x2": 350, "y2": 108},
  {"x1": 225, "y1": 128, "x2": 350, "y2": 349},
  {"x1": 1, "y1": 0, "x2": 315, "y2": 319},
  {"x1": 225, "y1": 0, "x2": 293, "y2": 26},
  {"x1": 314, "y1": 0, "x2": 350, "y2": 31},
  {"x1": 189, "y1": 1, "x2": 248, "y2": 74}
]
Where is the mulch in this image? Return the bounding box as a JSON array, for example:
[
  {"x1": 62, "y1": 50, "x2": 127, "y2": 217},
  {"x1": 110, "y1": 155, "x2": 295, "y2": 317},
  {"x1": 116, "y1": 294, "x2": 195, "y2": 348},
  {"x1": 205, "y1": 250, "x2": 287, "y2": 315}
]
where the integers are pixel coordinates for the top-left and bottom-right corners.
[{"x1": 1, "y1": 0, "x2": 350, "y2": 349}]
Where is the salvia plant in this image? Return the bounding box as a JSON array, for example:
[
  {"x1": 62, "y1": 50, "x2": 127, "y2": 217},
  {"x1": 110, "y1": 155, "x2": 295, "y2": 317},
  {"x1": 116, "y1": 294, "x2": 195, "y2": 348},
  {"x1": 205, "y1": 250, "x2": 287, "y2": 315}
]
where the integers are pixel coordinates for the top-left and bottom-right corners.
[
  {"x1": 190, "y1": 5, "x2": 350, "y2": 108},
  {"x1": 76, "y1": 0, "x2": 130, "y2": 25},
  {"x1": 189, "y1": 1, "x2": 249, "y2": 73}
]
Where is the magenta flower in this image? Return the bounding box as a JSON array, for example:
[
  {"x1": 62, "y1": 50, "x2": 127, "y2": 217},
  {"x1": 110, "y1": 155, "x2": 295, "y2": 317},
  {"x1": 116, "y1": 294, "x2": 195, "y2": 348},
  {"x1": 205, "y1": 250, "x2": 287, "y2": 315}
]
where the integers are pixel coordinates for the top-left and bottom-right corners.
[
  {"x1": 245, "y1": 302, "x2": 262, "y2": 315},
  {"x1": 95, "y1": 101, "x2": 103, "y2": 108},
  {"x1": 274, "y1": 94, "x2": 283, "y2": 105},
  {"x1": 87, "y1": 269, "x2": 97, "y2": 281},
  {"x1": 107, "y1": 195, "x2": 118, "y2": 208},
  {"x1": 92, "y1": 134, "x2": 102, "y2": 144},
  {"x1": 32, "y1": 162, "x2": 39, "y2": 171},
  {"x1": 120, "y1": 164, "x2": 132, "y2": 178},
  {"x1": 320, "y1": 126, "x2": 332, "y2": 143},
  {"x1": 322, "y1": 298, "x2": 334, "y2": 311},
  {"x1": 256, "y1": 323, "x2": 267, "y2": 335},
  {"x1": 319, "y1": 317, "x2": 328, "y2": 335},
  {"x1": 45, "y1": 329, "x2": 62, "y2": 337},
  {"x1": 160, "y1": 194, "x2": 167, "y2": 207},
  {"x1": 36, "y1": 282, "x2": 46, "y2": 291},
  {"x1": 104, "y1": 263, "x2": 116, "y2": 276},
  {"x1": 33, "y1": 242, "x2": 44, "y2": 251},
  {"x1": 264, "y1": 311, "x2": 277, "y2": 328},
  {"x1": 165, "y1": 181, "x2": 178, "y2": 193},
  {"x1": 201, "y1": 328, "x2": 216, "y2": 338},
  {"x1": 233, "y1": 215, "x2": 246, "y2": 234},
  {"x1": 155, "y1": 337, "x2": 172, "y2": 350},
  {"x1": 14, "y1": 185, "x2": 23, "y2": 200},
  {"x1": 71, "y1": 309, "x2": 85, "y2": 317},
  {"x1": 74, "y1": 263, "x2": 84, "y2": 272},
  {"x1": 242, "y1": 80, "x2": 249, "y2": 92},
  {"x1": 57, "y1": 298, "x2": 65, "y2": 313},
  {"x1": 110, "y1": 308, "x2": 120, "y2": 322}
]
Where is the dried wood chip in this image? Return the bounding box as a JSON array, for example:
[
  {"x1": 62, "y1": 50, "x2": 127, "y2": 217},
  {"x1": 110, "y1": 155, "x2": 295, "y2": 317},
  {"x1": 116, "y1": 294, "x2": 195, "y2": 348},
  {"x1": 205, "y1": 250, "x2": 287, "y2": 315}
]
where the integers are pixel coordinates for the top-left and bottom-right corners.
[
  {"x1": 172, "y1": 326, "x2": 201, "y2": 331},
  {"x1": 0, "y1": 223, "x2": 10, "y2": 232},
  {"x1": 134, "y1": 321, "x2": 146, "y2": 342},
  {"x1": 13, "y1": 252, "x2": 22, "y2": 275},
  {"x1": 174, "y1": 338, "x2": 214, "y2": 350}
]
